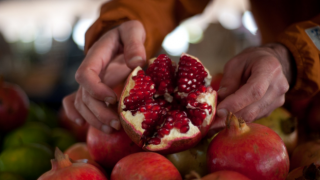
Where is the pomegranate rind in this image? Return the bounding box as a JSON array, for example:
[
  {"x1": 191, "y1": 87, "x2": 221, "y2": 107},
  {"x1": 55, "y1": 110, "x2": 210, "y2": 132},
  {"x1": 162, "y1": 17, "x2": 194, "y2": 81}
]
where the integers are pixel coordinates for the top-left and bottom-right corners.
[
  {"x1": 119, "y1": 66, "x2": 147, "y2": 147},
  {"x1": 119, "y1": 54, "x2": 217, "y2": 154}
]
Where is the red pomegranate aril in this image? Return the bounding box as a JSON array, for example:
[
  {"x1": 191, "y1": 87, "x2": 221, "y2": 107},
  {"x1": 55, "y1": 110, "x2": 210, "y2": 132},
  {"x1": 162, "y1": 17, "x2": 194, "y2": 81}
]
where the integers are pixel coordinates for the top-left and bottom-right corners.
[
  {"x1": 180, "y1": 126, "x2": 189, "y2": 133},
  {"x1": 148, "y1": 138, "x2": 161, "y2": 145}
]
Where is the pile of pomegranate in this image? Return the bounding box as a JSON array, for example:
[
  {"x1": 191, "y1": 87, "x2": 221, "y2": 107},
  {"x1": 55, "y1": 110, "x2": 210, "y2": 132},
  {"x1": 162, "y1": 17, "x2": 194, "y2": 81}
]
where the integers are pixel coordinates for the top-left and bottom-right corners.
[{"x1": 5, "y1": 53, "x2": 320, "y2": 180}]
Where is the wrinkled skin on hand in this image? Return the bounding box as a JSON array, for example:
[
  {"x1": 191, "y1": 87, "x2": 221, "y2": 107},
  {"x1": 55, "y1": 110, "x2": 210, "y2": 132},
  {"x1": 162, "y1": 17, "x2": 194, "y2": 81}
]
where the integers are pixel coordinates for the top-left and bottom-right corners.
[
  {"x1": 63, "y1": 20, "x2": 147, "y2": 134},
  {"x1": 210, "y1": 43, "x2": 295, "y2": 133}
]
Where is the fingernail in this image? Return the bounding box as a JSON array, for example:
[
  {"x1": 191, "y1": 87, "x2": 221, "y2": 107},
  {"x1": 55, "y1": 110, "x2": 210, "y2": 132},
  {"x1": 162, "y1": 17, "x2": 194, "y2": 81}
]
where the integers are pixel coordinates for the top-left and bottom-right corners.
[
  {"x1": 110, "y1": 120, "x2": 121, "y2": 130},
  {"x1": 75, "y1": 118, "x2": 84, "y2": 126},
  {"x1": 105, "y1": 97, "x2": 116, "y2": 106},
  {"x1": 129, "y1": 56, "x2": 143, "y2": 66},
  {"x1": 217, "y1": 109, "x2": 228, "y2": 118},
  {"x1": 101, "y1": 125, "x2": 113, "y2": 134}
]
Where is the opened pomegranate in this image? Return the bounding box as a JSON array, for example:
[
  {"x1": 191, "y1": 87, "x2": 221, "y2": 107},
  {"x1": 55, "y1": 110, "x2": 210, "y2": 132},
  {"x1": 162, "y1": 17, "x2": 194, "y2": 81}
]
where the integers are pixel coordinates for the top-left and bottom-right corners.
[
  {"x1": 86, "y1": 126, "x2": 142, "y2": 170},
  {"x1": 185, "y1": 170, "x2": 250, "y2": 180},
  {"x1": 207, "y1": 112, "x2": 289, "y2": 180},
  {"x1": 0, "y1": 79, "x2": 29, "y2": 132},
  {"x1": 38, "y1": 147, "x2": 107, "y2": 180},
  {"x1": 119, "y1": 54, "x2": 217, "y2": 154},
  {"x1": 111, "y1": 152, "x2": 181, "y2": 180}
]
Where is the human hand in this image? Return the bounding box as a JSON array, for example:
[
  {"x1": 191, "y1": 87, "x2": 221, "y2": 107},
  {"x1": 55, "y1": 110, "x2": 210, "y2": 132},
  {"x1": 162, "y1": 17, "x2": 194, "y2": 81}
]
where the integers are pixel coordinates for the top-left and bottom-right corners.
[
  {"x1": 63, "y1": 20, "x2": 147, "y2": 134},
  {"x1": 210, "y1": 43, "x2": 295, "y2": 133}
]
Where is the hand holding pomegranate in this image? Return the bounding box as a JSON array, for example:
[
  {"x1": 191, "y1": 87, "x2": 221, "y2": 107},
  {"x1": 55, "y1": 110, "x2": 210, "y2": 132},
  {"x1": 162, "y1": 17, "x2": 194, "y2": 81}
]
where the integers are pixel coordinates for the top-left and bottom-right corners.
[
  {"x1": 63, "y1": 20, "x2": 146, "y2": 134},
  {"x1": 212, "y1": 43, "x2": 294, "y2": 132}
]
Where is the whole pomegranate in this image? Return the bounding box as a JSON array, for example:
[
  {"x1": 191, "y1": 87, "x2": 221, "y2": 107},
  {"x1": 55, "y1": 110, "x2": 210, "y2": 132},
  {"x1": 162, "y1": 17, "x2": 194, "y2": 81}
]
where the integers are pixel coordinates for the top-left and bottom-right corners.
[
  {"x1": 185, "y1": 170, "x2": 250, "y2": 180},
  {"x1": 255, "y1": 107, "x2": 298, "y2": 155},
  {"x1": 38, "y1": 147, "x2": 107, "y2": 180},
  {"x1": 0, "y1": 80, "x2": 29, "y2": 132},
  {"x1": 86, "y1": 126, "x2": 142, "y2": 169},
  {"x1": 119, "y1": 54, "x2": 217, "y2": 154},
  {"x1": 207, "y1": 112, "x2": 289, "y2": 180},
  {"x1": 111, "y1": 152, "x2": 181, "y2": 180},
  {"x1": 287, "y1": 163, "x2": 320, "y2": 180},
  {"x1": 290, "y1": 140, "x2": 320, "y2": 171}
]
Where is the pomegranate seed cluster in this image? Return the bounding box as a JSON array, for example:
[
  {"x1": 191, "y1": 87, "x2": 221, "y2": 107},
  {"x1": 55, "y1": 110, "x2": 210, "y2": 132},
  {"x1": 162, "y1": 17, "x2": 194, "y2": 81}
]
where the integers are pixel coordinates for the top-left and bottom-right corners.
[
  {"x1": 146, "y1": 54, "x2": 176, "y2": 95},
  {"x1": 177, "y1": 55, "x2": 208, "y2": 93},
  {"x1": 123, "y1": 54, "x2": 212, "y2": 145},
  {"x1": 123, "y1": 70, "x2": 156, "y2": 112}
]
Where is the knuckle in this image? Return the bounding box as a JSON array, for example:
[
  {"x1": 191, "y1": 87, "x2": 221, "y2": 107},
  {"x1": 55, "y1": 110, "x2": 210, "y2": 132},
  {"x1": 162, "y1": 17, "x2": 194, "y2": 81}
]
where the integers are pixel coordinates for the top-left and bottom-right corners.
[
  {"x1": 230, "y1": 100, "x2": 246, "y2": 112},
  {"x1": 279, "y1": 81, "x2": 289, "y2": 94},
  {"x1": 251, "y1": 84, "x2": 265, "y2": 101},
  {"x1": 242, "y1": 110, "x2": 257, "y2": 122}
]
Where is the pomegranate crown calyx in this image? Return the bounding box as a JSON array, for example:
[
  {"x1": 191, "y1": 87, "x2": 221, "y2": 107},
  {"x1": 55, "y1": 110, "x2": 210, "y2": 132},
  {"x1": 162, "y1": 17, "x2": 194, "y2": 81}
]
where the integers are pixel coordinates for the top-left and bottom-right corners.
[
  {"x1": 51, "y1": 147, "x2": 72, "y2": 170},
  {"x1": 226, "y1": 112, "x2": 249, "y2": 133}
]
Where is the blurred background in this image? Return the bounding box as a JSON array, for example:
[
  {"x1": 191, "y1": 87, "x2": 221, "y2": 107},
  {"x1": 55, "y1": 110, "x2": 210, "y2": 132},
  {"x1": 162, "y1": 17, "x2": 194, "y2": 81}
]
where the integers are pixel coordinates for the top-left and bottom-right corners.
[{"x1": 0, "y1": 0, "x2": 260, "y2": 110}]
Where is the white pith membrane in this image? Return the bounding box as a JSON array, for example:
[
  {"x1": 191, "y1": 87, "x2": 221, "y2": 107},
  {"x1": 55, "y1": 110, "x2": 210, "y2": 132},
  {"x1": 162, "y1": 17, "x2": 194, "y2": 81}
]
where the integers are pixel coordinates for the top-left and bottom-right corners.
[{"x1": 119, "y1": 54, "x2": 216, "y2": 151}]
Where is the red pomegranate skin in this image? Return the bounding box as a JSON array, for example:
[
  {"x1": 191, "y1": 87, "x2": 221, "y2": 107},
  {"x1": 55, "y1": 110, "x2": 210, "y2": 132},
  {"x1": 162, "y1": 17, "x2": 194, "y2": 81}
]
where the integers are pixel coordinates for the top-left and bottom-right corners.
[
  {"x1": 207, "y1": 119, "x2": 289, "y2": 180},
  {"x1": 201, "y1": 170, "x2": 250, "y2": 180},
  {"x1": 210, "y1": 73, "x2": 223, "y2": 91},
  {"x1": 38, "y1": 161, "x2": 108, "y2": 180},
  {"x1": 0, "y1": 81, "x2": 29, "y2": 132},
  {"x1": 86, "y1": 126, "x2": 142, "y2": 169},
  {"x1": 111, "y1": 152, "x2": 182, "y2": 180}
]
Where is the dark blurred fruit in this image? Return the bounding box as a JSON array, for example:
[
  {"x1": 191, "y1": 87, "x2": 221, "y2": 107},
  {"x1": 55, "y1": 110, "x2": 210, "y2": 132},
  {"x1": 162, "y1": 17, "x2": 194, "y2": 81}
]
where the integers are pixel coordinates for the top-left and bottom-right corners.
[
  {"x1": 0, "y1": 143, "x2": 53, "y2": 180},
  {"x1": 210, "y1": 73, "x2": 223, "y2": 91},
  {"x1": 111, "y1": 152, "x2": 182, "y2": 180},
  {"x1": 58, "y1": 108, "x2": 89, "y2": 142},
  {"x1": 287, "y1": 163, "x2": 320, "y2": 180},
  {"x1": 307, "y1": 93, "x2": 320, "y2": 132},
  {"x1": 26, "y1": 102, "x2": 58, "y2": 128},
  {"x1": 87, "y1": 126, "x2": 142, "y2": 170},
  {"x1": 2, "y1": 122, "x2": 52, "y2": 150},
  {"x1": 255, "y1": 107, "x2": 298, "y2": 155},
  {"x1": 0, "y1": 80, "x2": 29, "y2": 133},
  {"x1": 290, "y1": 140, "x2": 320, "y2": 171},
  {"x1": 38, "y1": 148, "x2": 107, "y2": 180},
  {"x1": 0, "y1": 172, "x2": 25, "y2": 180},
  {"x1": 51, "y1": 128, "x2": 77, "y2": 152},
  {"x1": 166, "y1": 137, "x2": 211, "y2": 177}
]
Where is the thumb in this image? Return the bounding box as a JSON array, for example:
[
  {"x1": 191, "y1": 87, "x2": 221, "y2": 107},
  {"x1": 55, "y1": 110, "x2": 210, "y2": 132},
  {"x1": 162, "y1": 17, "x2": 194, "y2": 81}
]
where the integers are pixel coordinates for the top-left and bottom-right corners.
[{"x1": 119, "y1": 20, "x2": 147, "y2": 69}]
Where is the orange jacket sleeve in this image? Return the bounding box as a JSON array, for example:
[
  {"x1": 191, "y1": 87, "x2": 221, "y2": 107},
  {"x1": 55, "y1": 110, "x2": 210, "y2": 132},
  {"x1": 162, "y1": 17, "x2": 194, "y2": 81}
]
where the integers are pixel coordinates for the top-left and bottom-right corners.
[
  {"x1": 84, "y1": 0, "x2": 210, "y2": 59},
  {"x1": 276, "y1": 14, "x2": 320, "y2": 99}
]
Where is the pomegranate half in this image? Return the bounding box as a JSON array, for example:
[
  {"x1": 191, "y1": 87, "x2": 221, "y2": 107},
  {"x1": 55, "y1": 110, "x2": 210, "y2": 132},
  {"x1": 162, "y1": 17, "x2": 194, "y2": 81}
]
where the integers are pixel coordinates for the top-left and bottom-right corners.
[{"x1": 119, "y1": 54, "x2": 217, "y2": 154}]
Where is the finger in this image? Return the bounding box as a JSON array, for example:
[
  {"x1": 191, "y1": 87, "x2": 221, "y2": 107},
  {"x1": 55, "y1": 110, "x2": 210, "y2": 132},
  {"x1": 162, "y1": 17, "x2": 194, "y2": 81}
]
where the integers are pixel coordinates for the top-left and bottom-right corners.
[
  {"x1": 102, "y1": 54, "x2": 132, "y2": 89},
  {"x1": 234, "y1": 77, "x2": 288, "y2": 122},
  {"x1": 218, "y1": 57, "x2": 246, "y2": 100},
  {"x1": 81, "y1": 88, "x2": 121, "y2": 130},
  {"x1": 75, "y1": 29, "x2": 120, "y2": 104},
  {"x1": 236, "y1": 94, "x2": 285, "y2": 123},
  {"x1": 62, "y1": 92, "x2": 85, "y2": 126},
  {"x1": 119, "y1": 20, "x2": 146, "y2": 69},
  {"x1": 74, "y1": 87, "x2": 113, "y2": 134}
]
